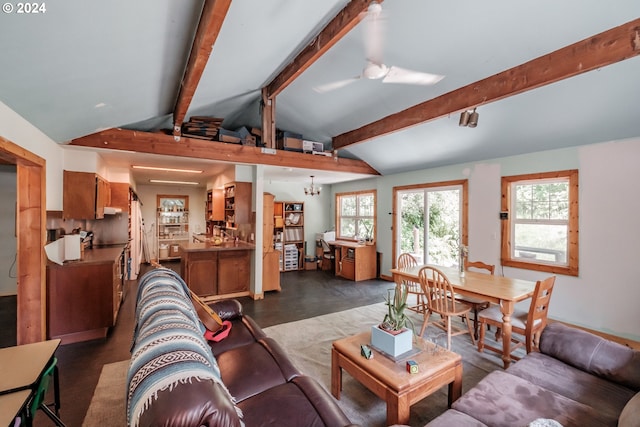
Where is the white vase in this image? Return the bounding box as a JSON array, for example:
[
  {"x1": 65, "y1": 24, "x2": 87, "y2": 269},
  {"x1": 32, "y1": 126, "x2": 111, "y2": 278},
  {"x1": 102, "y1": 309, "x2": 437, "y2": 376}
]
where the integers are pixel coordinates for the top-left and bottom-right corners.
[{"x1": 370, "y1": 325, "x2": 413, "y2": 357}]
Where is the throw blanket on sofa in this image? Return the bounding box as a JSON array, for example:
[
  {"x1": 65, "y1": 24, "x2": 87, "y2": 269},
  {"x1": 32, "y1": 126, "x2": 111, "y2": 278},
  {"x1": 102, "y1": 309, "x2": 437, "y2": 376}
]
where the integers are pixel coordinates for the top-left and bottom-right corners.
[{"x1": 126, "y1": 268, "x2": 242, "y2": 427}]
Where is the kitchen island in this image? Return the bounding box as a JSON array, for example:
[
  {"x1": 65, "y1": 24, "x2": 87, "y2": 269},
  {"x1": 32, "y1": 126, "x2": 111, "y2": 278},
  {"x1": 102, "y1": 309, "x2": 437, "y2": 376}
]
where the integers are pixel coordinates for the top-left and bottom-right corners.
[
  {"x1": 180, "y1": 239, "x2": 255, "y2": 301},
  {"x1": 46, "y1": 244, "x2": 127, "y2": 344}
]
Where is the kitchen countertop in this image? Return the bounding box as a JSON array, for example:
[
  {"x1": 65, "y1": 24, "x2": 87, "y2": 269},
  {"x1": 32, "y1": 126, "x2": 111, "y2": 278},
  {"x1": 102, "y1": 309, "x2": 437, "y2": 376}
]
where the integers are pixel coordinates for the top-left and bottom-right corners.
[
  {"x1": 48, "y1": 245, "x2": 126, "y2": 267},
  {"x1": 180, "y1": 240, "x2": 255, "y2": 252}
]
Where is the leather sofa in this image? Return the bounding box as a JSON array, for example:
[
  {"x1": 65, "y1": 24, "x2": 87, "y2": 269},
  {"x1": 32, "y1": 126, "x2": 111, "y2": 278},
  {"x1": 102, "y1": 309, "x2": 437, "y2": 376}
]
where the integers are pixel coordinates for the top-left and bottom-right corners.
[
  {"x1": 424, "y1": 322, "x2": 640, "y2": 427},
  {"x1": 127, "y1": 268, "x2": 355, "y2": 427}
]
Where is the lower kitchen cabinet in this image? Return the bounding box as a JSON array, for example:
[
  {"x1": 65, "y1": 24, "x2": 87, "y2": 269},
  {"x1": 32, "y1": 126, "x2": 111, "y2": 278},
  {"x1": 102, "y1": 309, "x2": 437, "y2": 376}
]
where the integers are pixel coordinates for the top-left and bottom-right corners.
[
  {"x1": 180, "y1": 242, "x2": 253, "y2": 300},
  {"x1": 46, "y1": 246, "x2": 126, "y2": 344}
]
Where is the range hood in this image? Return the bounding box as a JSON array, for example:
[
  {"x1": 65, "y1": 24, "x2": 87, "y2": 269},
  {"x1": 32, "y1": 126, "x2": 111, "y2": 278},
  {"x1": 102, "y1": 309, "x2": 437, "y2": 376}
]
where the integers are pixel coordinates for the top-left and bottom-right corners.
[{"x1": 104, "y1": 207, "x2": 123, "y2": 215}]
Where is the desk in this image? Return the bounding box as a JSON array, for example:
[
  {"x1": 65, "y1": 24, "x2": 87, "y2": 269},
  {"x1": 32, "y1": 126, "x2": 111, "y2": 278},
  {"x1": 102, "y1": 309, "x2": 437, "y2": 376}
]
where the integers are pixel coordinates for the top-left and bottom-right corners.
[
  {"x1": 0, "y1": 389, "x2": 31, "y2": 426},
  {"x1": 328, "y1": 241, "x2": 377, "y2": 281},
  {"x1": 0, "y1": 339, "x2": 61, "y2": 395},
  {"x1": 390, "y1": 265, "x2": 536, "y2": 369}
]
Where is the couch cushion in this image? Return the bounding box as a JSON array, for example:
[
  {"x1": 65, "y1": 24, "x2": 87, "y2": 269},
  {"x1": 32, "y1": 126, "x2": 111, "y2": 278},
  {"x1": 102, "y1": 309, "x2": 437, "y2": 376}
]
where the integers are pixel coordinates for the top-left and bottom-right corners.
[
  {"x1": 216, "y1": 338, "x2": 302, "y2": 402},
  {"x1": 208, "y1": 316, "x2": 267, "y2": 356},
  {"x1": 507, "y1": 352, "x2": 635, "y2": 425},
  {"x1": 452, "y1": 370, "x2": 610, "y2": 427},
  {"x1": 618, "y1": 392, "x2": 640, "y2": 427},
  {"x1": 425, "y1": 409, "x2": 488, "y2": 426},
  {"x1": 237, "y1": 376, "x2": 353, "y2": 427},
  {"x1": 539, "y1": 323, "x2": 640, "y2": 391}
]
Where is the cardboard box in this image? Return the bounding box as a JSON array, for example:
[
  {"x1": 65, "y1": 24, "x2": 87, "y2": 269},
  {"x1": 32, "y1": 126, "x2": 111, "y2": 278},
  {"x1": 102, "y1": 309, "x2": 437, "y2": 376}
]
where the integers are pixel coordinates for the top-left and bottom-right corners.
[
  {"x1": 276, "y1": 131, "x2": 303, "y2": 151},
  {"x1": 305, "y1": 257, "x2": 318, "y2": 270}
]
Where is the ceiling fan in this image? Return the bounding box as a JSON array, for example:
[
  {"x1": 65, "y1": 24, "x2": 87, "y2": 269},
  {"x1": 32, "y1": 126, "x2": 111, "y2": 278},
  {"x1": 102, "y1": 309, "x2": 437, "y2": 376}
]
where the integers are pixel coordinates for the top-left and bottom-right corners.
[{"x1": 313, "y1": 1, "x2": 444, "y2": 93}]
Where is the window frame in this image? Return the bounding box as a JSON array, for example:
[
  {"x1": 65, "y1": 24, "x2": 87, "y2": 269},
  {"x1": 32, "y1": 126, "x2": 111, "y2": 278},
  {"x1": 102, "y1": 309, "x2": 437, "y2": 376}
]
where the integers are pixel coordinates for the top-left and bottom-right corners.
[
  {"x1": 392, "y1": 179, "x2": 468, "y2": 269},
  {"x1": 335, "y1": 190, "x2": 377, "y2": 242},
  {"x1": 501, "y1": 169, "x2": 579, "y2": 276}
]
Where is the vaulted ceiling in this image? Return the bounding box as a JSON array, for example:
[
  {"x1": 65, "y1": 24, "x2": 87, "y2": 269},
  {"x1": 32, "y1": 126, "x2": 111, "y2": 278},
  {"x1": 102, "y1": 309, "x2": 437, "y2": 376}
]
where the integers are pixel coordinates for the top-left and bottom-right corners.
[{"x1": 1, "y1": 0, "x2": 639, "y2": 186}]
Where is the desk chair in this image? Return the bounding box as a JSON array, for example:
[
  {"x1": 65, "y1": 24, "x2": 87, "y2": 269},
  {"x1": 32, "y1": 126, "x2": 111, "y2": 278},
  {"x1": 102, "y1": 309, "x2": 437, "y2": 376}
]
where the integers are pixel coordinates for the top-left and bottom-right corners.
[
  {"x1": 418, "y1": 266, "x2": 476, "y2": 350},
  {"x1": 397, "y1": 253, "x2": 425, "y2": 314},
  {"x1": 477, "y1": 275, "x2": 556, "y2": 361},
  {"x1": 319, "y1": 239, "x2": 335, "y2": 272},
  {"x1": 24, "y1": 357, "x2": 66, "y2": 427},
  {"x1": 454, "y1": 260, "x2": 495, "y2": 338}
]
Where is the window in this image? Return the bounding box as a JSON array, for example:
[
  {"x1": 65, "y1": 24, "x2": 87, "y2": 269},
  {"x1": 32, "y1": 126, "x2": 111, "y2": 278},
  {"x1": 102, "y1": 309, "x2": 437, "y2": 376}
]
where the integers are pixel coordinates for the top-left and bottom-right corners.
[
  {"x1": 501, "y1": 170, "x2": 579, "y2": 276},
  {"x1": 336, "y1": 190, "x2": 376, "y2": 241},
  {"x1": 393, "y1": 180, "x2": 467, "y2": 267}
]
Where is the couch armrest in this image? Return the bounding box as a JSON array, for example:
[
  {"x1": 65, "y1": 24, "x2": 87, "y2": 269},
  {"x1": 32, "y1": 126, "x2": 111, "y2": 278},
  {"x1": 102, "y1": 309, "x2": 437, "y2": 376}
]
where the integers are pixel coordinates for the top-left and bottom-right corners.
[
  {"x1": 539, "y1": 322, "x2": 640, "y2": 391},
  {"x1": 208, "y1": 298, "x2": 243, "y2": 320},
  {"x1": 138, "y1": 380, "x2": 242, "y2": 427}
]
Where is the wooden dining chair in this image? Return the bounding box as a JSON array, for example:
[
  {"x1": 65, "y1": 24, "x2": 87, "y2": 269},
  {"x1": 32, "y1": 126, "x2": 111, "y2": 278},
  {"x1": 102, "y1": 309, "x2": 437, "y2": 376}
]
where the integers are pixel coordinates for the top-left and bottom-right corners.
[
  {"x1": 477, "y1": 275, "x2": 556, "y2": 361},
  {"x1": 418, "y1": 266, "x2": 476, "y2": 350},
  {"x1": 454, "y1": 260, "x2": 495, "y2": 339},
  {"x1": 319, "y1": 239, "x2": 335, "y2": 272},
  {"x1": 397, "y1": 253, "x2": 425, "y2": 314}
]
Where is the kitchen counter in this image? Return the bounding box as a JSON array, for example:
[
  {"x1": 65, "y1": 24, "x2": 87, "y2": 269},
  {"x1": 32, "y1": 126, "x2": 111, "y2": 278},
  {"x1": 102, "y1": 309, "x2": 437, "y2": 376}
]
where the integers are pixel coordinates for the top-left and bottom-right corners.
[
  {"x1": 180, "y1": 239, "x2": 254, "y2": 301},
  {"x1": 56, "y1": 245, "x2": 126, "y2": 265},
  {"x1": 181, "y1": 239, "x2": 255, "y2": 252},
  {"x1": 46, "y1": 244, "x2": 127, "y2": 344}
]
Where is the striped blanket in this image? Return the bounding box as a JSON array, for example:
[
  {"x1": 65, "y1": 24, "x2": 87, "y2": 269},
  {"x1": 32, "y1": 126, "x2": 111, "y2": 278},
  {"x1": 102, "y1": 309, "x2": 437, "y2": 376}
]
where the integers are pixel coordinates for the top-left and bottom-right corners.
[{"x1": 126, "y1": 268, "x2": 242, "y2": 427}]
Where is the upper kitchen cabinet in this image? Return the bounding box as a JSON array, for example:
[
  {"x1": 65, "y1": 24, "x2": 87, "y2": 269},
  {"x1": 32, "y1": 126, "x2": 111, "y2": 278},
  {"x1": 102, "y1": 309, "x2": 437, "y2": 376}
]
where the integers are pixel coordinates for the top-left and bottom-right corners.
[
  {"x1": 63, "y1": 171, "x2": 109, "y2": 220},
  {"x1": 224, "y1": 182, "x2": 252, "y2": 230}
]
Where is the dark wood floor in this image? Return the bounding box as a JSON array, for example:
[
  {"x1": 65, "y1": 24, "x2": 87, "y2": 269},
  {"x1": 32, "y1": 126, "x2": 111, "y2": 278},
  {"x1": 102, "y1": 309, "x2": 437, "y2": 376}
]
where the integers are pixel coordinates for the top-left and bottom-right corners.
[{"x1": 1, "y1": 262, "x2": 393, "y2": 427}]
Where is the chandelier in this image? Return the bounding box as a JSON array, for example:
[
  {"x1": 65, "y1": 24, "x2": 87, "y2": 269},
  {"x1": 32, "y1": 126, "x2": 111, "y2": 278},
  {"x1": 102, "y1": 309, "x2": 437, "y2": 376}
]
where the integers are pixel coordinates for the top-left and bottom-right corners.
[{"x1": 304, "y1": 175, "x2": 321, "y2": 196}]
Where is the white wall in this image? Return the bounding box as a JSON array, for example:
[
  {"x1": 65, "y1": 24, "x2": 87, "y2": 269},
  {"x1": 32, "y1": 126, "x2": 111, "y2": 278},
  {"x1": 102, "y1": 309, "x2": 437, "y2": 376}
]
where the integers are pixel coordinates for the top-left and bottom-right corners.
[
  {"x1": 0, "y1": 166, "x2": 17, "y2": 296},
  {"x1": 332, "y1": 137, "x2": 640, "y2": 341},
  {"x1": 0, "y1": 101, "x2": 64, "y2": 210},
  {"x1": 136, "y1": 184, "x2": 207, "y2": 260}
]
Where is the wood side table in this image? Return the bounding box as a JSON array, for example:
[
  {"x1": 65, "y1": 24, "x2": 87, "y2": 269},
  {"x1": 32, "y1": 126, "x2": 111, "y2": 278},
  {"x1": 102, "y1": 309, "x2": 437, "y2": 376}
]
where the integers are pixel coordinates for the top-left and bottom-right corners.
[{"x1": 331, "y1": 331, "x2": 462, "y2": 425}]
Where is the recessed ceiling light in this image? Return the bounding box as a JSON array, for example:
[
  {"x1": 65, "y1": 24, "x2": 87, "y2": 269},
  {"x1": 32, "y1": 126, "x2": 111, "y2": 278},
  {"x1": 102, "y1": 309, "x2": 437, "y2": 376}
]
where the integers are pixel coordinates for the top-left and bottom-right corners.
[
  {"x1": 133, "y1": 165, "x2": 203, "y2": 174},
  {"x1": 149, "y1": 179, "x2": 199, "y2": 185}
]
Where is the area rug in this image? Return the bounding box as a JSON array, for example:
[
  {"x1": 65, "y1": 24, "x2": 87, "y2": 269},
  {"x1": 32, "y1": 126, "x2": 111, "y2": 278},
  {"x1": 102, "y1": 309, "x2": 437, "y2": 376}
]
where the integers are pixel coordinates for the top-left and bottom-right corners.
[
  {"x1": 82, "y1": 359, "x2": 128, "y2": 427},
  {"x1": 83, "y1": 303, "x2": 506, "y2": 426}
]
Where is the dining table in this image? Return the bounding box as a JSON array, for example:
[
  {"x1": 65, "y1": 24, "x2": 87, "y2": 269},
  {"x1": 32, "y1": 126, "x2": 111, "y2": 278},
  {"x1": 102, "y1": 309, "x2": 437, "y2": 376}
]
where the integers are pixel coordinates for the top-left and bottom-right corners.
[{"x1": 390, "y1": 264, "x2": 537, "y2": 368}]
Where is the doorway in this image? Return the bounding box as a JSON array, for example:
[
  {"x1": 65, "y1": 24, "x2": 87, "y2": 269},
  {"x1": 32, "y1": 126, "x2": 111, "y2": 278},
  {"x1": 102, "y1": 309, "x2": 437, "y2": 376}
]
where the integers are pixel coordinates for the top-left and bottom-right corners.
[
  {"x1": 392, "y1": 180, "x2": 468, "y2": 268},
  {"x1": 0, "y1": 136, "x2": 46, "y2": 344}
]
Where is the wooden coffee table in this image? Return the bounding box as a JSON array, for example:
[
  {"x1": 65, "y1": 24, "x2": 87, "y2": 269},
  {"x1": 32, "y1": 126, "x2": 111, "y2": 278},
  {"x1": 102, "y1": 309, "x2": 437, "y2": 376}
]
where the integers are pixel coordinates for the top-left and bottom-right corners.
[{"x1": 331, "y1": 331, "x2": 462, "y2": 425}]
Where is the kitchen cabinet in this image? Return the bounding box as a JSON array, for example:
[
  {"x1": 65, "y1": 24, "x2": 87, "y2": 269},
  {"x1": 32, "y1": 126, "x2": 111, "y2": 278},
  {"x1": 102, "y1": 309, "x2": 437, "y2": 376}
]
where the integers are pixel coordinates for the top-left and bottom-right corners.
[
  {"x1": 180, "y1": 241, "x2": 254, "y2": 301},
  {"x1": 62, "y1": 170, "x2": 109, "y2": 220},
  {"x1": 109, "y1": 182, "x2": 130, "y2": 211},
  {"x1": 218, "y1": 251, "x2": 251, "y2": 294},
  {"x1": 224, "y1": 182, "x2": 252, "y2": 229},
  {"x1": 206, "y1": 189, "x2": 224, "y2": 221},
  {"x1": 46, "y1": 246, "x2": 125, "y2": 344}
]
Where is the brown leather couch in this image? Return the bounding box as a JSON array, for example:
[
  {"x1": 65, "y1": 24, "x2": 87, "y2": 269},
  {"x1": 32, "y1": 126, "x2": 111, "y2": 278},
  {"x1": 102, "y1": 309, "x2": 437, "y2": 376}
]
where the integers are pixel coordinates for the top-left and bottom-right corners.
[{"x1": 128, "y1": 267, "x2": 355, "y2": 427}]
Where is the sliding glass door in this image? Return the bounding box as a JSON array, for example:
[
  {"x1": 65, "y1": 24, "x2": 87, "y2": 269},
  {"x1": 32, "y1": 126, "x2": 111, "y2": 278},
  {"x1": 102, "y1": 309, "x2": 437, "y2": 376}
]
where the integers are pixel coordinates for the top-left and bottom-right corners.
[{"x1": 395, "y1": 181, "x2": 466, "y2": 267}]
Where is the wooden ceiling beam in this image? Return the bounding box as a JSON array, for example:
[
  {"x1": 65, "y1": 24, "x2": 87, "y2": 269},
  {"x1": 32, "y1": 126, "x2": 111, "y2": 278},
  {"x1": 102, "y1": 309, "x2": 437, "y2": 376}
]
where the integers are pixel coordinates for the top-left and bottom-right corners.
[
  {"x1": 69, "y1": 128, "x2": 380, "y2": 176},
  {"x1": 264, "y1": 0, "x2": 378, "y2": 99},
  {"x1": 333, "y1": 18, "x2": 640, "y2": 150},
  {"x1": 172, "y1": 0, "x2": 232, "y2": 136}
]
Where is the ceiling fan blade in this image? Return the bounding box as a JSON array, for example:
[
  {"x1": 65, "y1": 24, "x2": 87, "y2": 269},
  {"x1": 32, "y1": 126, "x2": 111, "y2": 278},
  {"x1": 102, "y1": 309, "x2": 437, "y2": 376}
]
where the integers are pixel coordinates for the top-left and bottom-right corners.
[
  {"x1": 312, "y1": 76, "x2": 361, "y2": 93},
  {"x1": 382, "y1": 66, "x2": 445, "y2": 85},
  {"x1": 362, "y1": 2, "x2": 386, "y2": 66}
]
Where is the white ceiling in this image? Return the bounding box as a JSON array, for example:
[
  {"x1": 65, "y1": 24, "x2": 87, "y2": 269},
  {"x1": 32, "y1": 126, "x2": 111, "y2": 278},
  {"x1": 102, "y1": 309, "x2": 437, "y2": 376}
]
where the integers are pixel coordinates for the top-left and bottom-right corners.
[{"x1": 2, "y1": 0, "x2": 639, "y2": 186}]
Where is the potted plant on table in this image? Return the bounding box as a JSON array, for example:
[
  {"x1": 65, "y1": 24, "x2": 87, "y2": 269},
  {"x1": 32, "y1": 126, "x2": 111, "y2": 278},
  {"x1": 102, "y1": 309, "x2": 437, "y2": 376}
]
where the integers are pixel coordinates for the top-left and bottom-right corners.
[{"x1": 371, "y1": 283, "x2": 416, "y2": 357}]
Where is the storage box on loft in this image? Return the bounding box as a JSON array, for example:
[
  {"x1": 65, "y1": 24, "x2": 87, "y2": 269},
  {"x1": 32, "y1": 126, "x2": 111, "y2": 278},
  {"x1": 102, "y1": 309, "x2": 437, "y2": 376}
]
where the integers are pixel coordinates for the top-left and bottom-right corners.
[{"x1": 276, "y1": 131, "x2": 303, "y2": 151}]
